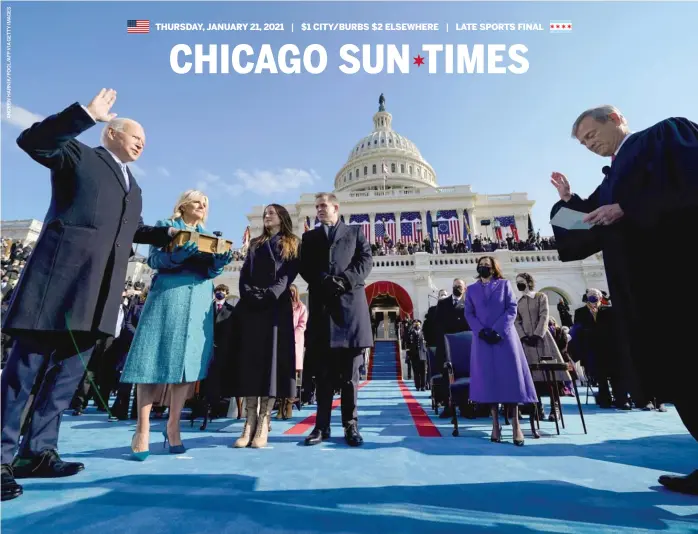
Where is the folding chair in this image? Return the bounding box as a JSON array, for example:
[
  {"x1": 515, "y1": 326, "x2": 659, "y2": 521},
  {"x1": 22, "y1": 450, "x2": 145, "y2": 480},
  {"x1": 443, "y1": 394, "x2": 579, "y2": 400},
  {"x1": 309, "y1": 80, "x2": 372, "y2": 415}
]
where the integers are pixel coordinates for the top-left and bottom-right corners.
[{"x1": 443, "y1": 331, "x2": 473, "y2": 437}]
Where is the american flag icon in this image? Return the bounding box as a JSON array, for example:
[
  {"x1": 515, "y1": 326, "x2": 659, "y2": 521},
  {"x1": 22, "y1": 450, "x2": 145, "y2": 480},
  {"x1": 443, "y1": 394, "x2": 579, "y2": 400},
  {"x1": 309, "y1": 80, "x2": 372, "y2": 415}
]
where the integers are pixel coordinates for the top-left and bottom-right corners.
[
  {"x1": 550, "y1": 21, "x2": 572, "y2": 32},
  {"x1": 127, "y1": 20, "x2": 150, "y2": 34}
]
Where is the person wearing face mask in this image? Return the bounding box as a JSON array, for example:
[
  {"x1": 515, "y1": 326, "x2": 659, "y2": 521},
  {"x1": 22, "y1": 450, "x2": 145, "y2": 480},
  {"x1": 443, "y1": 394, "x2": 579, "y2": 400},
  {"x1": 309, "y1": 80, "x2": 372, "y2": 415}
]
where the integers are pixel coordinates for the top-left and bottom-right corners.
[
  {"x1": 422, "y1": 290, "x2": 447, "y2": 349},
  {"x1": 569, "y1": 288, "x2": 630, "y2": 410},
  {"x1": 514, "y1": 273, "x2": 572, "y2": 428},
  {"x1": 109, "y1": 288, "x2": 149, "y2": 421},
  {"x1": 433, "y1": 281, "x2": 471, "y2": 418},
  {"x1": 407, "y1": 320, "x2": 428, "y2": 391},
  {"x1": 195, "y1": 284, "x2": 242, "y2": 422},
  {"x1": 465, "y1": 257, "x2": 538, "y2": 446}
]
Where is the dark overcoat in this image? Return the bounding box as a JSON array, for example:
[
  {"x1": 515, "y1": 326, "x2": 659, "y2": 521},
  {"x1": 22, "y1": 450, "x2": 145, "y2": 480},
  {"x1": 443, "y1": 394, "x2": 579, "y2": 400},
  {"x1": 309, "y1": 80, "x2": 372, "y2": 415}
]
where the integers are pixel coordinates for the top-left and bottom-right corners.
[
  {"x1": 2, "y1": 103, "x2": 171, "y2": 340},
  {"x1": 551, "y1": 117, "x2": 698, "y2": 402},
  {"x1": 202, "y1": 301, "x2": 237, "y2": 399},
  {"x1": 299, "y1": 222, "x2": 373, "y2": 371},
  {"x1": 232, "y1": 234, "x2": 299, "y2": 398}
]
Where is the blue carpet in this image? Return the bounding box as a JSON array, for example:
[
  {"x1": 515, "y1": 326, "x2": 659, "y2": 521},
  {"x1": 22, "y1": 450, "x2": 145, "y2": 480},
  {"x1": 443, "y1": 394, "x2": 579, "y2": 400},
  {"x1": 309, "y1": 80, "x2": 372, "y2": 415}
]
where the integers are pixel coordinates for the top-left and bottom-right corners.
[{"x1": 2, "y1": 341, "x2": 697, "y2": 533}]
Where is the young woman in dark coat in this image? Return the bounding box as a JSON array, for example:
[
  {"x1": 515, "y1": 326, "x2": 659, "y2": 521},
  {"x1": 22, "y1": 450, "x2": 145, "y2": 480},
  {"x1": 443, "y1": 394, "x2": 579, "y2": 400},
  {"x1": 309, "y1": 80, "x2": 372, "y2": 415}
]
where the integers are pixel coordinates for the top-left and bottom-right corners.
[{"x1": 231, "y1": 204, "x2": 300, "y2": 449}]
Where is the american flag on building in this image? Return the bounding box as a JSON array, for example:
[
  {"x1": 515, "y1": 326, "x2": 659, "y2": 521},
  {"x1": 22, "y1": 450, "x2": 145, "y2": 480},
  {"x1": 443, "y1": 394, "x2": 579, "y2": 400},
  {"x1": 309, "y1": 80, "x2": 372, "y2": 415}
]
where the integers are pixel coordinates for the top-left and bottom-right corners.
[
  {"x1": 400, "y1": 212, "x2": 423, "y2": 244},
  {"x1": 303, "y1": 216, "x2": 311, "y2": 233},
  {"x1": 348, "y1": 214, "x2": 371, "y2": 241},
  {"x1": 375, "y1": 213, "x2": 396, "y2": 244},
  {"x1": 435, "y1": 210, "x2": 461, "y2": 244},
  {"x1": 127, "y1": 20, "x2": 150, "y2": 33},
  {"x1": 495, "y1": 215, "x2": 519, "y2": 241}
]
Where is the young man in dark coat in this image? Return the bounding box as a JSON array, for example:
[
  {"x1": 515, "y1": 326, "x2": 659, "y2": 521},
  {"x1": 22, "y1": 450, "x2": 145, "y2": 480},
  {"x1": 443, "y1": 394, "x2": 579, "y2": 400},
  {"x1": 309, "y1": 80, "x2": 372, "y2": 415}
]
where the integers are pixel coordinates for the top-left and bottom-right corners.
[
  {"x1": 0, "y1": 89, "x2": 175, "y2": 501},
  {"x1": 300, "y1": 192, "x2": 373, "y2": 447},
  {"x1": 550, "y1": 105, "x2": 698, "y2": 495}
]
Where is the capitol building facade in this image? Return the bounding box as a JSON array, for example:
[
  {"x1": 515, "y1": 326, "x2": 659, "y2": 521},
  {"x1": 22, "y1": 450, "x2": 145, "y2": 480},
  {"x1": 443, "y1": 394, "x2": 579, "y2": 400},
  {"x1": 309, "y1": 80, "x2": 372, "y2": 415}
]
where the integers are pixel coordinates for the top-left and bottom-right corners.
[
  {"x1": 216, "y1": 96, "x2": 609, "y2": 325},
  {"x1": 2, "y1": 96, "x2": 608, "y2": 327}
]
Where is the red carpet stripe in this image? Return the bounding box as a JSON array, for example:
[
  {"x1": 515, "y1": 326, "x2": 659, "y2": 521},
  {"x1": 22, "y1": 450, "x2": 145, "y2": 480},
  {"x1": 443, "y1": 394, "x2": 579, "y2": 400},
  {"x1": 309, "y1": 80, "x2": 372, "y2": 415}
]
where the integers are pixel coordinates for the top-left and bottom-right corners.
[
  {"x1": 394, "y1": 343, "x2": 442, "y2": 437},
  {"x1": 284, "y1": 347, "x2": 374, "y2": 435}
]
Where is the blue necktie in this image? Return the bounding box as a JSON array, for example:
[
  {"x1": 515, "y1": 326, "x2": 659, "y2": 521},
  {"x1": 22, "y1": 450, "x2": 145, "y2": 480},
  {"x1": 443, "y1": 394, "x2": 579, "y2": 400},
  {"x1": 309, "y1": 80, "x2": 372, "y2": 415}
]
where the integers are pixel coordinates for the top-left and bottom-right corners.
[{"x1": 121, "y1": 164, "x2": 130, "y2": 191}]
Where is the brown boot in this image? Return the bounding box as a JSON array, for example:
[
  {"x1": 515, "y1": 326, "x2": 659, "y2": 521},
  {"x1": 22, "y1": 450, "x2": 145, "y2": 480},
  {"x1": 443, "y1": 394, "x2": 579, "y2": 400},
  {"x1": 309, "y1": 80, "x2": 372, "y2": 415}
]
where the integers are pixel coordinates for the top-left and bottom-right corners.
[
  {"x1": 251, "y1": 397, "x2": 273, "y2": 448},
  {"x1": 284, "y1": 399, "x2": 293, "y2": 419},
  {"x1": 276, "y1": 398, "x2": 286, "y2": 420},
  {"x1": 233, "y1": 397, "x2": 258, "y2": 448}
]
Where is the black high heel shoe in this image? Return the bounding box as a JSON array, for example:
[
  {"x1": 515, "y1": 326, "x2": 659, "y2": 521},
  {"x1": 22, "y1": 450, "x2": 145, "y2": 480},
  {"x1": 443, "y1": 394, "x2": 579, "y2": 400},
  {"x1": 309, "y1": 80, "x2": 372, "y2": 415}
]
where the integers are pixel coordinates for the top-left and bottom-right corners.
[
  {"x1": 513, "y1": 434, "x2": 525, "y2": 446},
  {"x1": 490, "y1": 426, "x2": 502, "y2": 443}
]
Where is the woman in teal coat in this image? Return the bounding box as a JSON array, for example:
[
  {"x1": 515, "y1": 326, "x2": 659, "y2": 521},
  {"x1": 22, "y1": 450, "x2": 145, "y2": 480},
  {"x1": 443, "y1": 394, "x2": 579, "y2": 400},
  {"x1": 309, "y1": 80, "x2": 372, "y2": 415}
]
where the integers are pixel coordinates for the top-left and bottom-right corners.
[{"x1": 121, "y1": 189, "x2": 232, "y2": 459}]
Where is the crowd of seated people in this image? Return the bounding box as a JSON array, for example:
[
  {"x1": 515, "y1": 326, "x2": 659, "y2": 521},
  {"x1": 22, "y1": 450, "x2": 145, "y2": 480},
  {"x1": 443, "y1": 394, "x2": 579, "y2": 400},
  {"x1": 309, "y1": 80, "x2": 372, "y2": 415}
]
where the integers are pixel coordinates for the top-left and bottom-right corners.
[{"x1": 370, "y1": 233, "x2": 556, "y2": 256}]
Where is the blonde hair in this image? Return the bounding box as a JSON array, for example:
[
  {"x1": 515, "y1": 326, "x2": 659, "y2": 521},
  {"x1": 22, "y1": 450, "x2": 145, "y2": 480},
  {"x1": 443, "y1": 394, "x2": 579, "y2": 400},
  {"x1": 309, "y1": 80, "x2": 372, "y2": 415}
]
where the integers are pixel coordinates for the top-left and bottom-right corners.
[{"x1": 171, "y1": 189, "x2": 209, "y2": 224}]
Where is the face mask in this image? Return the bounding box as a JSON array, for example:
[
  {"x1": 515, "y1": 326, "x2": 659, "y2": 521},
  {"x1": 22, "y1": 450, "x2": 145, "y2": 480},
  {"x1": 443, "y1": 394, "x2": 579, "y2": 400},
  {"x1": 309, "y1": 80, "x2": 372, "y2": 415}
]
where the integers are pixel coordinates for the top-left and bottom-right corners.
[
  {"x1": 587, "y1": 296, "x2": 598, "y2": 304},
  {"x1": 215, "y1": 292, "x2": 225, "y2": 300},
  {"x1": 452, "y1": 286, "x2": 463, "y2": 297},
  {"x1": 123, "y1": 299, "x2": 129, "y2": 306},
  {"x1": 517, "y1": 283, "x2": 527, "y2": 291},
  {"x1": 477, "y1": 266, "x2": 492, "y2": 278}
]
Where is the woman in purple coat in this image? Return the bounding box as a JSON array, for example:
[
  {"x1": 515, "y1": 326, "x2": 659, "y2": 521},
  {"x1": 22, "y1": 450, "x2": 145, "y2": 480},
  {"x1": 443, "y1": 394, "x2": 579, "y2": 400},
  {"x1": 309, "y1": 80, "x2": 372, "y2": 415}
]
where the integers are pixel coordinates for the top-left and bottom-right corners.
[{"x1": 465, "y1": 256, "x2": 538, "y2": 446}]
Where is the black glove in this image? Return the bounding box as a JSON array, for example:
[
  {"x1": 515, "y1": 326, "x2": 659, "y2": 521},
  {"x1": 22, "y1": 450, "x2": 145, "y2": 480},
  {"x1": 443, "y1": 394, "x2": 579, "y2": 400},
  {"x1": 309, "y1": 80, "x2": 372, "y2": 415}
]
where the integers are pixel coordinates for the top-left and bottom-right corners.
[
  {"x1": 322, "y1": 275, "x2": 347, "y2": 298},
  {"x1": 479, "y1": 328, "x2": 492, "y2": 341},
  {"x1": 243, "y1": 285, "x2": 268, "y2": 308},
  {"x1": 486, "y1": 330, "x2": 503, "y2": 344}
]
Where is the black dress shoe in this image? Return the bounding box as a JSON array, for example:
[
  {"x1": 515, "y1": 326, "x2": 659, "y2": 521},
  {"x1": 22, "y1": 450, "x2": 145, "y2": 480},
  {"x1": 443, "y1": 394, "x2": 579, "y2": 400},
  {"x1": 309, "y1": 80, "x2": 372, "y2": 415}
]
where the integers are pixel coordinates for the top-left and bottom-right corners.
[
  {"x1": 304, "y1": 427, "x2": 330, "y2": 446},
  {"x1": 12, "y1": 449, "x2": 84, "y2": 479},
  {"x1": 439, "y1": 407, "x2": 454, "y2": 419},
  {"x1": 1, "y1": 464, "x2": 23, "y2": 501},
  {"x1": 658, "y1": 470, "x2": 698, "y2": 495},
  {"x1": 344, "y1": 423, "x2": 363, "y2": 447}
]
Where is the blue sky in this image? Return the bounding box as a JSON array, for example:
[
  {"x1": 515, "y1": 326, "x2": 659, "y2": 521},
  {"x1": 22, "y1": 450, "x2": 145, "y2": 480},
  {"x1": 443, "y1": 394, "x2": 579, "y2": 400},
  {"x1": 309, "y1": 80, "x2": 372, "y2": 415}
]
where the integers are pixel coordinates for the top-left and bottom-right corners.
[{"x1": 2, "y1": 1, "x2": 697, "y2": 246}]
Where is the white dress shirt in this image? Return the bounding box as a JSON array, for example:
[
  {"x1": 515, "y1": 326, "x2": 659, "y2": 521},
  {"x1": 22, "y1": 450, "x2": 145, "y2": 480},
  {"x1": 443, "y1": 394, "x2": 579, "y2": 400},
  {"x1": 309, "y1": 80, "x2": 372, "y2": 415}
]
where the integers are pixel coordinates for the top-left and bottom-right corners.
[
  {"x1": 614, "y1": 133, "x2": 632, "y2": 158},
  {"x1": 104, "y1": 148, "x2": 130, "y2": 191}
]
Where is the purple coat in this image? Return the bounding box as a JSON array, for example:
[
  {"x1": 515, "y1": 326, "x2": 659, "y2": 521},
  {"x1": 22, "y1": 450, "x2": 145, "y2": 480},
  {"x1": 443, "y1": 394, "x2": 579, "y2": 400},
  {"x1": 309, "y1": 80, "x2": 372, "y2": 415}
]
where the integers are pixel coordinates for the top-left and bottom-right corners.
[{"x1": 464, "y1": 279, "x2": 538, "y2": 404}]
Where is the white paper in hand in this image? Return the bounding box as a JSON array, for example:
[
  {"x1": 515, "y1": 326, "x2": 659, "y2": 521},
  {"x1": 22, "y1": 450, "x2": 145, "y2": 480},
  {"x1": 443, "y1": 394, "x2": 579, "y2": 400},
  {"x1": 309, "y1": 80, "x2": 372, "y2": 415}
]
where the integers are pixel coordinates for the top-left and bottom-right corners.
[{"x1": 550, "y1": 207, "x2": 593, "y2": 230}]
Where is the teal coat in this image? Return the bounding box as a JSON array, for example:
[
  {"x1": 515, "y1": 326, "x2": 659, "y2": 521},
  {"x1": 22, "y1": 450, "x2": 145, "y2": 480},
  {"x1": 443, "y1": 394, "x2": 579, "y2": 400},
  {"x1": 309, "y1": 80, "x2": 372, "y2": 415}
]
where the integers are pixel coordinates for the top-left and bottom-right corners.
[{"x1": 120, "y1": 218, "x2": 225, "y2": 384}]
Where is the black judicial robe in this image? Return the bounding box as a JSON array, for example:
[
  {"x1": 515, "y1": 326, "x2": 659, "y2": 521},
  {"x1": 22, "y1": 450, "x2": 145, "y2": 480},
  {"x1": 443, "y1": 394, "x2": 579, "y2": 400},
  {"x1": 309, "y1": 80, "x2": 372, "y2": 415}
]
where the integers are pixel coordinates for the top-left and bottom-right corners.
[{"x1": 551, "y1": 117, "x2": 698, "y2": 402}]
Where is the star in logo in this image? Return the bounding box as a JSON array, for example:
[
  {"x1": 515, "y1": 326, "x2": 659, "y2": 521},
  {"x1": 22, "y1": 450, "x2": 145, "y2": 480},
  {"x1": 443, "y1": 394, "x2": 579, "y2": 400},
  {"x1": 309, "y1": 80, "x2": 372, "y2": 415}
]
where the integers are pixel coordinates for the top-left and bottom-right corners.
[{"x1": 413, "y1": 54, "x2": 425, "y2": 67}]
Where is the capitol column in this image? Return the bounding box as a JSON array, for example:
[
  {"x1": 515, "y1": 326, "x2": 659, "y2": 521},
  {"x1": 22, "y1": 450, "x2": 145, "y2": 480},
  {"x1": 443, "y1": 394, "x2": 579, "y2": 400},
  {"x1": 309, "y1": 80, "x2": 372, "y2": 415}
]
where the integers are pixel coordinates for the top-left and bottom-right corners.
[
  {"x1": 369, "y1": 212, "x2": 376, "y2": 243},
  {"x1": 396, "y1": 212, "x2": 402, "y2": 243},
  {"x1": 420, "y1": 209, "x2": 428, "y2": 244}
]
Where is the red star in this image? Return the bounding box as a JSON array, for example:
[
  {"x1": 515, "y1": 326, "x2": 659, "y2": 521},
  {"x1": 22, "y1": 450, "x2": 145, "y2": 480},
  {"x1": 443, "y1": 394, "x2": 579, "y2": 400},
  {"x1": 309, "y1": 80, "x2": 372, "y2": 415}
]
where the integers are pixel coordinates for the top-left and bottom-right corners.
[{"x1": 413, "y1": 54, "x2": 425, "y2": 67}]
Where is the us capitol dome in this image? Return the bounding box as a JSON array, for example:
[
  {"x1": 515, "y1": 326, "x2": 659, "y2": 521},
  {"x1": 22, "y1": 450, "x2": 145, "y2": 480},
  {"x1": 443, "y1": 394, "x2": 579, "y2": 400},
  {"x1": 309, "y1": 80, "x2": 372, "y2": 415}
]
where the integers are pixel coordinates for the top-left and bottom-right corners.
[{"x1": 334, "y1": 94, "x2": 437, "y2": 192}]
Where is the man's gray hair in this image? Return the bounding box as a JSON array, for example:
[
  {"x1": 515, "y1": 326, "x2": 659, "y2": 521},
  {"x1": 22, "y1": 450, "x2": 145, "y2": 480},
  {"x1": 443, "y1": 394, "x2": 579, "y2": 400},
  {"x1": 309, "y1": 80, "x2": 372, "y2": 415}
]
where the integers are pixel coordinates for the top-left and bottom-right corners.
[
  {"x1": 571, "y1": 105, "x2": 623, "y2": 138},
  {"x1": 315, "y1": 192, "x2": 339, "y2": 205},
  {"x1": 100, "y1": 118, "x2": 134, "y2": 146}
]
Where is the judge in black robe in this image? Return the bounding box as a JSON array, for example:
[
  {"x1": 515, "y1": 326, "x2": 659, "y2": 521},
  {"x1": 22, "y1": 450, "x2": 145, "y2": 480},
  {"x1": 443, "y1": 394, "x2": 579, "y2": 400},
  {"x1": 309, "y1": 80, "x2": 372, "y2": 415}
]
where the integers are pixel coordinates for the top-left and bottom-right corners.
[{"x1": 550, "y1": 108, "x2": 698, "y2": 495}]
